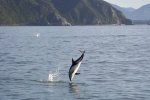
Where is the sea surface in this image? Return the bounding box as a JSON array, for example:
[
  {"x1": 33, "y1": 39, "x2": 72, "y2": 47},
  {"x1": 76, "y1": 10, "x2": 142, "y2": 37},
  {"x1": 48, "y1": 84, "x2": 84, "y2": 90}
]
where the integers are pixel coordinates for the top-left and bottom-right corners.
[{"x1": 0, "y1": 25, "x2": 150, "y2": 100}]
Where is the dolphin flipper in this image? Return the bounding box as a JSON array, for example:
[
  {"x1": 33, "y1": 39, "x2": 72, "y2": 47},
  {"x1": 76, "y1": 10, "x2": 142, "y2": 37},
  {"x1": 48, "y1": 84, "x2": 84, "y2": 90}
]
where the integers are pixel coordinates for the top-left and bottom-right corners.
[{"x1": 75, "y1": 73, "x2": 80, "y2": 75}]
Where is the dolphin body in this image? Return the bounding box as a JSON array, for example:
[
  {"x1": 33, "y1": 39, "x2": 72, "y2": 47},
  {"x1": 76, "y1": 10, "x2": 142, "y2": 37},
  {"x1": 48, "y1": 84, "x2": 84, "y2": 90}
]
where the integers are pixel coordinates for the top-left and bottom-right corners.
[{"x1": 69, "y1": 50, "x2": 85, "y2": 81}]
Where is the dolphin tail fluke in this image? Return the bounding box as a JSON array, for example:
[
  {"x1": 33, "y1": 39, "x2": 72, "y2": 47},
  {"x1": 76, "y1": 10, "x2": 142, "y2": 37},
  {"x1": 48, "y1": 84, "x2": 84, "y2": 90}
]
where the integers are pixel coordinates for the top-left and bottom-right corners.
[{"x1": 79, "y1": 50, "x2": 85, "y2": 54}]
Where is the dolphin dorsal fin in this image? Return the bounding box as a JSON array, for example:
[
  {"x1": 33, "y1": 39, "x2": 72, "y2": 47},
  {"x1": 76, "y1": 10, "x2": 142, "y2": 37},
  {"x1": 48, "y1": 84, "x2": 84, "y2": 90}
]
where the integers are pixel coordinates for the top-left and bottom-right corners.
[{"x1": 72, "y1": 58, "x2": 75, "y2": 64}]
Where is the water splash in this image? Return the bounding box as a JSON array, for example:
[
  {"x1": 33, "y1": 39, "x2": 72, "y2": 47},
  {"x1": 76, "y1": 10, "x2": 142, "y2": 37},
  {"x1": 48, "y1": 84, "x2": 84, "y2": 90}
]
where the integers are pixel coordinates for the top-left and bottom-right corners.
[
  {"x1": 35, "y1": 33, "x2": 40, "y2": 37},
  {"x1": 48, "y1": 67, "x2": 60, "y2": 82}
]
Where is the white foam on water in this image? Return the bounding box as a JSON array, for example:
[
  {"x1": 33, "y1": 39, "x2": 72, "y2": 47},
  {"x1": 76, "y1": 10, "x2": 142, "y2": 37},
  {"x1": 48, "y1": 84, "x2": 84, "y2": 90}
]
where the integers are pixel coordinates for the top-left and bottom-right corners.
[
  {"x1": 35, "y1": 33, "x2": 40, "y2": 37},
  {"x1": 48, "y1": 67, "x2": 60, "y2": 82}
]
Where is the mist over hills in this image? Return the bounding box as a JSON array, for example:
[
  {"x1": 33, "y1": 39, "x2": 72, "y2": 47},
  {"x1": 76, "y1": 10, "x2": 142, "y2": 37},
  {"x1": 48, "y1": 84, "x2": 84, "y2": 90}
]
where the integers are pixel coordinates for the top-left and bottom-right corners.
[
  {"x1": 0, "y1": 0, "x2": 132, "y2": 26},
  {"x1": 112, "y1": 4, "x2": 150, "y2": 20}
]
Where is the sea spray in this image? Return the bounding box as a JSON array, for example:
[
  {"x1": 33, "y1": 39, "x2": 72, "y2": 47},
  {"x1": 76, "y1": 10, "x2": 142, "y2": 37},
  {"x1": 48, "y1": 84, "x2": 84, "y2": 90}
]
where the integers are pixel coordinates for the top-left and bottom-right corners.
[{"x1": 48, "y1": 67, "x2": 60, "y2": 82}]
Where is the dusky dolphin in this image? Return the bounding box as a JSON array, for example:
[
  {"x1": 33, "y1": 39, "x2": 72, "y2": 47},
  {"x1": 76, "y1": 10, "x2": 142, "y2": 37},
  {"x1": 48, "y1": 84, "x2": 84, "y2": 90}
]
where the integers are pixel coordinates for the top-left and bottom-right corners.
[{"x1": 69, "y1": 50, "x2": 85, "y2": 81}]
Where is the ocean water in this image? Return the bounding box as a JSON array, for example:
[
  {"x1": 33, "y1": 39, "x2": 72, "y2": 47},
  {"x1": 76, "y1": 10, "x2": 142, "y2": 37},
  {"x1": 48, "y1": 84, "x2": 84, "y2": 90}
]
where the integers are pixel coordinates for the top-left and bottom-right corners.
[{"x1": 0, "y1": 25, "x2": 150, "y2": 100}]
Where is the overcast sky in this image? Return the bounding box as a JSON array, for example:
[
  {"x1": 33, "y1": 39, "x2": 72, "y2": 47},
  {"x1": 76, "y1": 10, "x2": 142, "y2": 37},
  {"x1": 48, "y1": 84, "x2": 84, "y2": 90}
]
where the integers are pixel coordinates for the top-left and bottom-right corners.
[{"x1": 104, "y1": 0, "x2": 150, "y2": 9}]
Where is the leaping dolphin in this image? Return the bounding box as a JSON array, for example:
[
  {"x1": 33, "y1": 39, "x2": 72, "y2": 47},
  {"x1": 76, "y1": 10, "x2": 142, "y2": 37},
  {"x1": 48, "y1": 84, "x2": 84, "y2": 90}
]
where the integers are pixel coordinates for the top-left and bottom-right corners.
[{"x1": 69, "y1": 50, "x2": 85, "y2": 81}]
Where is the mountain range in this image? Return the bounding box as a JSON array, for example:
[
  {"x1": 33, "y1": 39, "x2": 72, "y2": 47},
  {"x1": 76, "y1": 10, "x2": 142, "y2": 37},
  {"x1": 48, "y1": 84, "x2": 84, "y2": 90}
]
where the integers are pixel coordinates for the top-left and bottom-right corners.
[
  {"x1": 0, "y1": 0, "x2": 132, "y2": 26},
  {"x1": 112, "y1": 4, "x2": 150, "y2": 20}
]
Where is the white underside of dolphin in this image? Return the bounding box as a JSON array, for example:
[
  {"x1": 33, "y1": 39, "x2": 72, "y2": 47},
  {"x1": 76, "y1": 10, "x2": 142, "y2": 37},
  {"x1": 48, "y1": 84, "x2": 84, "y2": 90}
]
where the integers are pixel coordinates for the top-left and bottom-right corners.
[{"x1": 70, "y1": 61, "x2": 82, "y2": 81}]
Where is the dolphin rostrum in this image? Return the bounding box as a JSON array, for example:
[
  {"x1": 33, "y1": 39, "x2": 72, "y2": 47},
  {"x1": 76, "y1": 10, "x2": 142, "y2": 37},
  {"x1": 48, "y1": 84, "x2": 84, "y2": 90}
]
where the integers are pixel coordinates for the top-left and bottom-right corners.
[{"x1": 69, "y1": 50, "x2": 85, "y2": 81}]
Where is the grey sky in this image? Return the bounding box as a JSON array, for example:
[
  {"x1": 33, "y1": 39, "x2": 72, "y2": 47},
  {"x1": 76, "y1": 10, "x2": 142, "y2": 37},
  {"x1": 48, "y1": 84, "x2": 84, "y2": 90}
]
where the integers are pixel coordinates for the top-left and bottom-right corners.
[{"x1": 104, "y1": 0, "x2": 150, "y2": 8}]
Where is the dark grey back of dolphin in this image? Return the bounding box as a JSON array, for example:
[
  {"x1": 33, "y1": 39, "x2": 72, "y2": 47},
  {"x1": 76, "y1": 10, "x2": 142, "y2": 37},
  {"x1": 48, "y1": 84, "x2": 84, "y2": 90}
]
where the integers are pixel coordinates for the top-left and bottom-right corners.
[{"x1": 71, "y1": 50, "x2": 85, "y2": 65}]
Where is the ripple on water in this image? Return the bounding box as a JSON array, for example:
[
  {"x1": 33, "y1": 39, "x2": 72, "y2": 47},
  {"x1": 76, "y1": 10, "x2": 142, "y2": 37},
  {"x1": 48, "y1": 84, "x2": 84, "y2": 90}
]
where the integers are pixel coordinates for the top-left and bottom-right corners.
[{"x1": 1, "y1": 26, "x2": 150, "y2": 100}]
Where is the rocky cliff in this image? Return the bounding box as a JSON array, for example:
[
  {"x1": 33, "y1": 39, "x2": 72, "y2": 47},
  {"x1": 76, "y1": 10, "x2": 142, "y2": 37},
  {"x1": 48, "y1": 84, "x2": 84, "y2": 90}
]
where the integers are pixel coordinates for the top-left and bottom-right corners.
[{"x1": 0, "y1": 0, "x2": 132, "y2": 25}]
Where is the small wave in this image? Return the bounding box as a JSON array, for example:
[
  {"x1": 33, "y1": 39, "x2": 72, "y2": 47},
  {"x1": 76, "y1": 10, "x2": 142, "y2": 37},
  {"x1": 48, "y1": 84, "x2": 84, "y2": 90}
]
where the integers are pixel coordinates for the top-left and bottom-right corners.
[
  {"x1": 62, "y1": 40, "x2": 70, "y2": 43},
  {"x1": 39, "y1": 80, "x2": 66, "y2": 84},
  {"x1": 117, "y1": 35, "x2": 127, "y2": 37},
  {"x1": 97, "y1": 61, "x2": 113, "y2": 64},
  {"x1": 15, "y1": 60, "x2": 34, "y2": 65}
]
